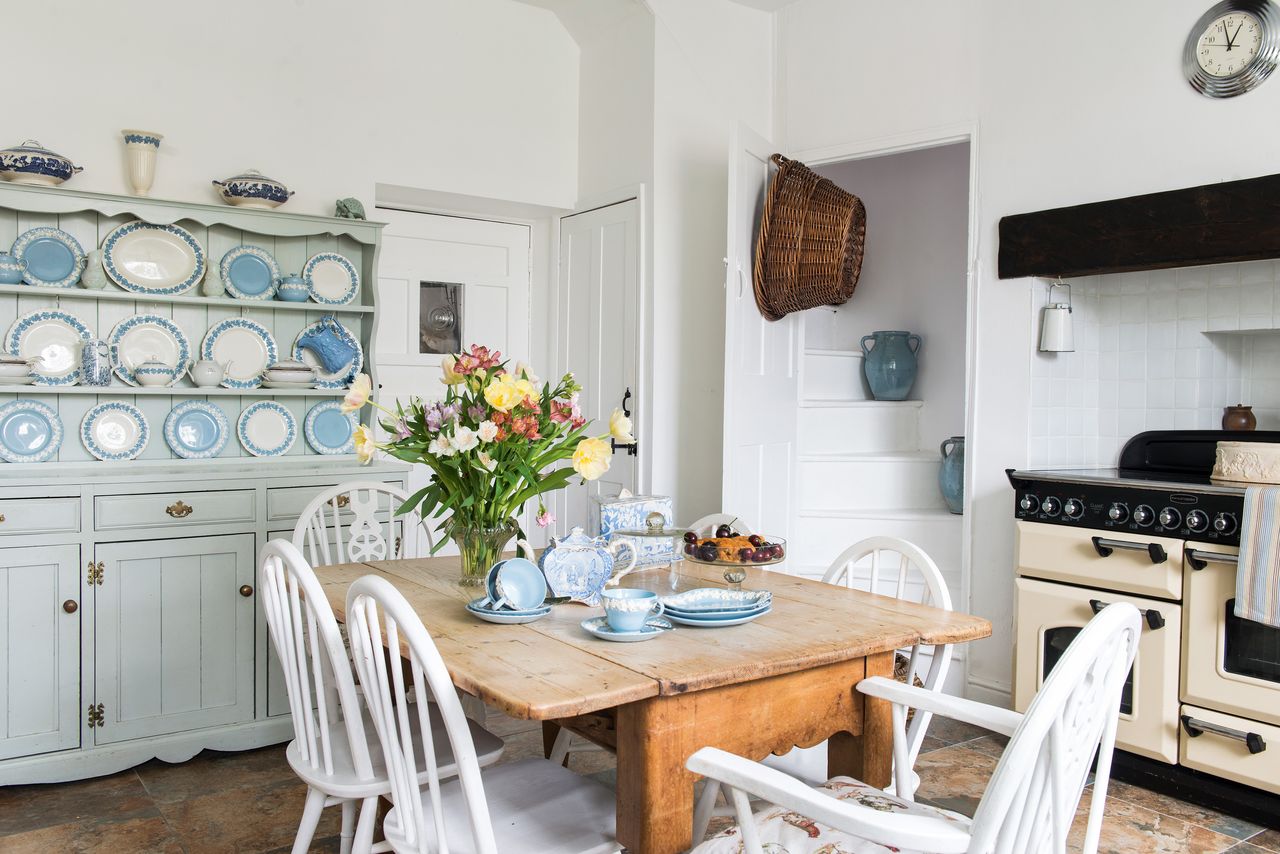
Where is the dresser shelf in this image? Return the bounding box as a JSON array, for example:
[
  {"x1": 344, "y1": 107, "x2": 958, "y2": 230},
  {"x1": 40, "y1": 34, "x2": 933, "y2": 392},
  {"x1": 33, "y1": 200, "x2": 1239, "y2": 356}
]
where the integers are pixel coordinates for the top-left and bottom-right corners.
[
  {"x1": 0, "y1": 385, "x2": 348, "y2": 397},
  {"x1": 0, "y1": 283, "x2": 373, "y2": 313}
]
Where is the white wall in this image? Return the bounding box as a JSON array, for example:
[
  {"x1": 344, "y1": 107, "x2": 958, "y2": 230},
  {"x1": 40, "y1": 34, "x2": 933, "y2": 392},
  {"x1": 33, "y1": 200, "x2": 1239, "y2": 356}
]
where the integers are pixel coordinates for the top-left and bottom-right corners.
[
  {"x1": 810, "y1": 144, "x2": 970, "y2": 450},
  {"x1": 778, "y1": 0, "x2": 1280, "y2": 702},
  {"x1": 10, "y1": 0, "x2": 580, "y2": 213}
]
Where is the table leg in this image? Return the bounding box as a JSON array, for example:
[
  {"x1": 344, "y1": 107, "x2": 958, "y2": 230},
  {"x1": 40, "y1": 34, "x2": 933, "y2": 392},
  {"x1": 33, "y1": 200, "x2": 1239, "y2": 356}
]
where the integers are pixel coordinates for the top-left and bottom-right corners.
[
  {"x1": 616, "y1": 693, "x2": 696, "y2": 854},
  {"x1": 541, "y1": 720, "x2": 562, "y2": 761},
  {"x1": 828, "y1": 651, "x2": 893, "y2": 787}
]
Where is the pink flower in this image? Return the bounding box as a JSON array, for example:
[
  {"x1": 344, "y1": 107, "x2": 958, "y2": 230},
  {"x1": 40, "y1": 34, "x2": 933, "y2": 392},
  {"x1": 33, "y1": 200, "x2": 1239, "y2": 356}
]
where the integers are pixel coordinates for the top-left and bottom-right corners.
[
  {"x1": 391, "y1": 419, "x2": 412, "y2": 440},
  {"x1": 536, "y1": 509, "x2": 556, "y2": 528}
]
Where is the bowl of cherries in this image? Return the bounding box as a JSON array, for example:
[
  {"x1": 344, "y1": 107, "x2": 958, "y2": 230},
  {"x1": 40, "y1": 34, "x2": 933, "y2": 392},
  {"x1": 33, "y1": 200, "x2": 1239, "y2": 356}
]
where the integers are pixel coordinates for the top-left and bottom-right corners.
[{"x1": 682, "y1": 522, "x2": 786, "y2": 567}]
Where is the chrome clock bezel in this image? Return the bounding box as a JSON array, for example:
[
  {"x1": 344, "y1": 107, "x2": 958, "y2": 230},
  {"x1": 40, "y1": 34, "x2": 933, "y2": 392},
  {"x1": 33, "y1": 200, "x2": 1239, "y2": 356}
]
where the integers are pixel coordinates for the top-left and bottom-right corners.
[{"x1": 1184, "y1": 0, "x2": 1280, "y2": 97}]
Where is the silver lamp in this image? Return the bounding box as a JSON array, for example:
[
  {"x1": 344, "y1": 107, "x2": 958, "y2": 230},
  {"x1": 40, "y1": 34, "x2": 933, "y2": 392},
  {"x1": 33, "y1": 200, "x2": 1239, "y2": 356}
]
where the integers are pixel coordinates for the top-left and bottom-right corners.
[{"x1": 1039, "y1": 280, "x2": 1074, "y2": 352}]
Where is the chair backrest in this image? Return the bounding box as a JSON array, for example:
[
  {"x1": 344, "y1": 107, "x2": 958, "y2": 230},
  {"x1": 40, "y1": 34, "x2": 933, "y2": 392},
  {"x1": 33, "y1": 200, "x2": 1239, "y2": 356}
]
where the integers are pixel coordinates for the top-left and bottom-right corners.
[
  {"x1": 823, "y1": 536, "x2": 953, "y2": 767},
  {"x1": 968, "y1": 603, "x2": 1142, "y2": 854},
  {"x1": 294, "y1": 480, "x2": 433, "y2": 567},
  {"x1": 259, "y1": 539, "x2": 374, "y2": 780},
  {"x1": 688, "y1": 513, "x2": 755, "y2": 537},
  {"x1": 346, "y1": 575, "x2": 494, "y2": 854}
]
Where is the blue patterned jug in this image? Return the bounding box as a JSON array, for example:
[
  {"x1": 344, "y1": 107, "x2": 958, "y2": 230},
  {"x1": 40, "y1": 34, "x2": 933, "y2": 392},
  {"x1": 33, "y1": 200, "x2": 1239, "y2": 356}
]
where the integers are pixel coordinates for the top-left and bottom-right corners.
[
  {"x1": 860, "y1": 330, "x2": 921, "y2": 401},
  {"x1": 79, "y1": 339, "x2": 112, "y2": 387}
]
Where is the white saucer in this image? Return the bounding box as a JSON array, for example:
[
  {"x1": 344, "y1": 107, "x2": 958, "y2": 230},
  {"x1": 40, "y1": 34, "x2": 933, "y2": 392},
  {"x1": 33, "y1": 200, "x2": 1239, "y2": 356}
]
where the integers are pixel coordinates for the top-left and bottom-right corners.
[
  {"x1": 466, "y1": 601, "x2": 551, "y2": 625},
  {"x1": 665, "y1": 607, "x2": 770, "y2": 628},
  {"x1": 261, "y1": 380, "x2": 317, "y2": 389},
  {"x1": 0, "y1": 376, "x2": 36, "y2": 386},
  {"x1": 581, "y1": 615, "x2": 673, "y2": 642}
]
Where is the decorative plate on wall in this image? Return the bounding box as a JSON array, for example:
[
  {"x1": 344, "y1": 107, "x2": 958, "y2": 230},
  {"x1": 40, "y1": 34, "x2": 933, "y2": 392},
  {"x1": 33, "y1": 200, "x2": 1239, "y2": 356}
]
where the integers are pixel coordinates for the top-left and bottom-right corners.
[
  {"x1": 220, "y1": 245, "x2": 280, "y2": 300},
  {"x1": 303, "y1": 252, "x2": 359, "y2": 304},
  {"x1": 164, "y1": 400, "x2": 229, "y2": 460},
  {"x1": 108, "y1": 314, "x2": 191, "y2": 386},
  {"x1": 201, "y1": 318, "x2": 278, "y2": 389},
  {"x1": 102, "y1": 221, "x2": 205, "y2": 295},
  {"x1": 5, "y1": 308, "x2": 93, "y2": 386},
  {"x1": 0, "y1": 399, "x2": 62, "y2": 463},
  {"x1": 237, "y1": 400, "x2": 296, "y2": 457},
  {"x1": 304, "y1": 401, "x2": 356, "y2": 454},
  {"x1": 12, "y1": 227, "x2": 85, "y2": 288},
  {"x1": 81, "y1": 401, "x2": 149, "y2": 461}
]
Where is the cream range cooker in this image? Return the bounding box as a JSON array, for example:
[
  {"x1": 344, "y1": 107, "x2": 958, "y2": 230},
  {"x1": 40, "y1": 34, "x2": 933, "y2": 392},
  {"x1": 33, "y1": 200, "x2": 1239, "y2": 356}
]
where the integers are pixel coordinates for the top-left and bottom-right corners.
[{"x1": 1009, "y1": 430, "x2": 1280, "y2": 825}]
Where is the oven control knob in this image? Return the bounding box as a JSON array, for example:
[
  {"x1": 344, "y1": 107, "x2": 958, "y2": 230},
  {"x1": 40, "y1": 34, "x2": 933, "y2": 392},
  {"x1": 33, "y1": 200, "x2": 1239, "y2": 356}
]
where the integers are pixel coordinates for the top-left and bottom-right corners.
[
  {"x1": 1158, "y1": 507, "x2": 1182, "y2": 529},
  {"x1": 1108, "y1": 502, "x2": 1129, "y2": 523},
  {"x1": 1132, "y1": 504, "x2": 1154, "y2": 527},
  {"x1": 1213, "y1": 512, "x2": 1238, "y2": 535},
  {"x1": 1040, "y1": 496, "x2": 1062, "y2": 516},
  {"x1": 1019, "y1": 494, "x2": 1039, "y2": 513},
  {"x1": 1186, "y1": 510, "x2": 1209, "y2": 532},
  {"x1": 1063, "y1": 499, "x2": 1084, "y2": 519}
]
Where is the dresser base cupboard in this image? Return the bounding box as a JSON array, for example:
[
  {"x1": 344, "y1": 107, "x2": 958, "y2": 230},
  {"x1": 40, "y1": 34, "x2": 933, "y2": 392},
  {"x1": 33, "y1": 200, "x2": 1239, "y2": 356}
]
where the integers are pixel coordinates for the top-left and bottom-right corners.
[{"x1": 0, "y1": 459, "x2": 407, "y2": 784}]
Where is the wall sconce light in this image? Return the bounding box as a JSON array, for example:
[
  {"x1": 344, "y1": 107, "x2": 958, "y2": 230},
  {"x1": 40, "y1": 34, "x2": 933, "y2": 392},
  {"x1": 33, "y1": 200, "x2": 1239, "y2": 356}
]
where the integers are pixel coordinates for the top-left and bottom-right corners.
[{"x1": 1039, "y1": 279, "x2": 1074, "y2": 352}]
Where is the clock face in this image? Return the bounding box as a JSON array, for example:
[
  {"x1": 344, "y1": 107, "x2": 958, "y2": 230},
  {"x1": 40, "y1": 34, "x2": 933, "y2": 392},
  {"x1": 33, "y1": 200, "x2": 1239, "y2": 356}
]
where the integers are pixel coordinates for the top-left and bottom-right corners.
[{"x1": 1197, "y1": 11, "x2": 1264, "y2": 76}]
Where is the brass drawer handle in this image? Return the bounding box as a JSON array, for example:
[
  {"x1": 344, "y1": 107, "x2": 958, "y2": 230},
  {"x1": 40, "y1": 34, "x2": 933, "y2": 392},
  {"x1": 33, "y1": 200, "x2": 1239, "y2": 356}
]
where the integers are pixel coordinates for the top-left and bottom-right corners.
[
  {"x1": 335, "y1": 494, "x2": 350, "y2": 509},
  {"x1": 166, "y1": 500, "x2": 194, "y2": 518},
  {"x1": 63, "y1": 599, "x2": 78, "y2": 614},
  {"x1": 239, "y1": 584, "x2": 254, "y2": 598}
]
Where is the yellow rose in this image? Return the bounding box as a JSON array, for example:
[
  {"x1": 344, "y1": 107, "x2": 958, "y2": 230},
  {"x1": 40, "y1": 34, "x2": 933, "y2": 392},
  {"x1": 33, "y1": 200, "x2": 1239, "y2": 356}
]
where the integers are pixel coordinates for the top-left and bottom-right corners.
[
  {"x1": 341, "y1": 374, "x2": 372, "y2": 413},
  {"x1": 609, "y1": 408, "x2": 635, "y2": 444},
  {"x1": 483, "y1": 377, "x2": 521, "y2": 412},
  {"x1": 512, "y1": 377, "x2": 539, "y2": 404},
  {"x1": 441, "y1": 355, "x2": 466, "y2": 385},
  {"x1": 353, "y1": 424, "x2": 377, "y2": 464},
  {"x1": 572, "y1": 436, "x2": 612, "y2": 481}
]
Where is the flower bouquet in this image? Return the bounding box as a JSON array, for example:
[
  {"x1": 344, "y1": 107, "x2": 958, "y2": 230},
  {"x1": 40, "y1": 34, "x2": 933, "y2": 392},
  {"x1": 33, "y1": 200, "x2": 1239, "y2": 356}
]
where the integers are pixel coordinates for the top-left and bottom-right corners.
[{"x1": 345, "y1": 344, "x2": 633, "y2": 585}]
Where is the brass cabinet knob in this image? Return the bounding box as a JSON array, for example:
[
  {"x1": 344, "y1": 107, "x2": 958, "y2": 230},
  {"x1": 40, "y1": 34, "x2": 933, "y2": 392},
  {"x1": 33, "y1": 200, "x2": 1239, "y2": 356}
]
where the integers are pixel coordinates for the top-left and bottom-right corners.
[
  {"x1": 239, "y1": 584, "x2": 254, "y2": 598},
  {"x1": 335, "y1": 494, "x2": 350, "y2": 509},
  {"x1": 166, "y1": 500, "x2": 194, "y2": 518},
  {"x1": 63, "y1": 600, "x2": 78, "y2": 614},
  {"x1": 0, "y1": 512, "x2": 5, "y2": 523}
]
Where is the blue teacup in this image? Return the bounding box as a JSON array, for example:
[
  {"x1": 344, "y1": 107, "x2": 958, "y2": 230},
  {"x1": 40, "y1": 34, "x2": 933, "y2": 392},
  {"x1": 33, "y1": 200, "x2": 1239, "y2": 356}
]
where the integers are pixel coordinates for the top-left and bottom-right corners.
[
  {"x1": 601, "y1": 588, "x2": 665, "y2": 633},
  {"x1": 483, "y1": 557, "x2": 547, "y2": 611}
]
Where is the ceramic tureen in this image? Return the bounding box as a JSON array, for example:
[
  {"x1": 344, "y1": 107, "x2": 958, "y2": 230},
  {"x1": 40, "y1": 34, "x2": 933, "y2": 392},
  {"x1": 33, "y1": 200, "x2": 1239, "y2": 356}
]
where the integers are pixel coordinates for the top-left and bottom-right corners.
[
  {"x1": 0, "y1": 140, "x2": 83, "y2": 185},
  {"x1": 538, "y1": 526, "x2": 638, "y2": 606},
  {"x1": 211, "y1": 169, "x2": 294, "y2": 209}
]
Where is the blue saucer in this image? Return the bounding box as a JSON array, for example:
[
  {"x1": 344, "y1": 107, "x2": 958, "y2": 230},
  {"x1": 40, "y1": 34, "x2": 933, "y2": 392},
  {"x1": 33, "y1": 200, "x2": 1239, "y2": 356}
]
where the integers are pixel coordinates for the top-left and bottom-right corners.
[{"x1": 581, "y1": 615, "x2": 673, "y2": 642}]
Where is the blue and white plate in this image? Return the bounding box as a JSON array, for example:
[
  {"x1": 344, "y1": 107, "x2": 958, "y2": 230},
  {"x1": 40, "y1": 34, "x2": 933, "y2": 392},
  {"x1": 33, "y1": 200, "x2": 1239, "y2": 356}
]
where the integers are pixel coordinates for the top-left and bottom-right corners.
[
  {"x1": 102, "y1": 221, "x2": 205, "y2": 295},
  {"x1": 81, "y1": 401, "x2": 148, "y2": 461},
  {"x1": 303, "y1": 252, "x2": 359, "y2": 304},
  {"x1": 237, "y1": 400, "x2": 295, "y2": 457},
  {"x1": 202, "y1": 318, "x2": 277, "y2": 389},
  {"x1": 304, "y1": 401, "x2": 356, "y2": 454},
  {"x1": 466, "y1": 597, "x2": 549, "y2": 617},
  {"x1": 5, "y1": 308, "x2": 93, "y2": 386},
  {"x1": 465, "y1": 599, "x2": 551, "y2": 625},
  {"x1": 0, "y1": 399, "x2": 62, "y2": 463},
  {"x1": 220, "y1": 245, "x2": 280, "y2": 300},
  {"x1": 108, "y1": 314, "x2": 191, "y2": 386},
  {"x1": 665, "y1": 606, "x2": 771, "y2": 628},
  {"x1": 164, "y1": 400, "x2": 229, "y2": 460},
  {"x1": 661, "y1": 588, "x2": 772, "y2": 613},
  {"x1": 12, "y1": 227, "x2": 85, "y2": 288},
  {"x1": 292, "y1": 318, "x2": 362, "y2": 388},
  {"x1": 581, "y1": 615, "x2": 673, "y2": 643}
]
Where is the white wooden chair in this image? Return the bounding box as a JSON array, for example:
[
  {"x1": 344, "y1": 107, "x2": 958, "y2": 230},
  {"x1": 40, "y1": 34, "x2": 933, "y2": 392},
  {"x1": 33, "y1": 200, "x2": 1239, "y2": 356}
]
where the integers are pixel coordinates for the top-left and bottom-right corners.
[
  {"x1": 687, "y1": 602, "x2": 1143, "y2": 854},
  {"x1": 259, "y1": 540, "x2": 505, "y2": 854},
  {"x1": 345, "y1": 574, "x2": 622, "y2": 854},
  {"x1": 293, "y1": 480, "x2": 433, "y2": 567},
  {"x1": 693, "y1": 536, "x2": 953, "y2": 839}
]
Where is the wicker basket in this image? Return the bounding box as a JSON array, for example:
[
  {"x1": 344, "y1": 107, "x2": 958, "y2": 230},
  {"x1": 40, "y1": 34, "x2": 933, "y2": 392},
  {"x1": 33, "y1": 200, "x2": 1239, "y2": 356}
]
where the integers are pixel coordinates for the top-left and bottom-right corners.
[{"x1": 753, "y1": 153, "x2": 867, "y2": 321}]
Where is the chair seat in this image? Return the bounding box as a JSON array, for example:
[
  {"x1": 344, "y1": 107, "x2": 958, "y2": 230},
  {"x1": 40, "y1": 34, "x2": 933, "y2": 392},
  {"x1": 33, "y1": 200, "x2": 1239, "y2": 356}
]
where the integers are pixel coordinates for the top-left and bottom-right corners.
[
  {"x1": 692, "y1": 776, "x2": 970, "y2": 854},
  {"x1": 384, "y1": 757, "x2": 619, "y2": 854},
  {"x1": 287, "y1": 701, "x2": 505, "y2": 799}
]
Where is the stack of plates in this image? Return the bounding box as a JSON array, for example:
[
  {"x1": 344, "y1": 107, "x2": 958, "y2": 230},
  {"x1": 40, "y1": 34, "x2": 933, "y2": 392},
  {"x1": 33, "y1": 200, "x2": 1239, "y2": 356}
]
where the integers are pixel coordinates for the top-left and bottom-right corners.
[
  {"x1": 660, "y1": 588, "x2": 773, "y2": 627},
  {"x1": 261, "y1": 359, "x2": 316, "y2": 389},
  {"x1": 0, "y1": 353, "x2": 35, "y2": 385},
  {"x1": 465, "y1": 597, "x2": 551, "y2": 625}
]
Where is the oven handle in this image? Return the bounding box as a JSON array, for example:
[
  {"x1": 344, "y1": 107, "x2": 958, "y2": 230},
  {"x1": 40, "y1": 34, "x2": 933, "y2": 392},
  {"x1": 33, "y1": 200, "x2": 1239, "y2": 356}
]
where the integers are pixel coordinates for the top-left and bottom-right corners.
[
  {"x1": 1089, "y1": 598, "x2": 1165, "y2": 630},
  {"x1": 1181, "y1": 714, "x2": 1267, "y2": 755},
  {"x1": 1091, "y1": 536, "x2": 1167, "y2": 564},
  {"x1": 1186, "y1": 548, "x2": 1240, "y2": 571}
]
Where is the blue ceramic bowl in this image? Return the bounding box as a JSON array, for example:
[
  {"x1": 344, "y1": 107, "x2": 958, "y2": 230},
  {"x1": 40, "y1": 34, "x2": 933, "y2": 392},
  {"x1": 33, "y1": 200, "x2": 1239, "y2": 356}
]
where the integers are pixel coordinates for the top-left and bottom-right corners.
[{"x1": 276, "y1": 274, "x2": 309, "y2": 302}]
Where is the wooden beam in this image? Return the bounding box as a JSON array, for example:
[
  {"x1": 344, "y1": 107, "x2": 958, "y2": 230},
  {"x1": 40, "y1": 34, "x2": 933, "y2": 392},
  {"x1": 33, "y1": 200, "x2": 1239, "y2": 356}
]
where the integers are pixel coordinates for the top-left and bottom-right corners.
[{"x1": 998, "y1": 173, "x2": 1280, "y2": 279}]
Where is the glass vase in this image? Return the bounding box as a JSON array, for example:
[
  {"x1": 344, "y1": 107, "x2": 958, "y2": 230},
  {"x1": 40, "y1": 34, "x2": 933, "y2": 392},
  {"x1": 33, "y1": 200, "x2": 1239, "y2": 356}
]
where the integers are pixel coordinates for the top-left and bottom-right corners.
[{"x1": 451, "y1": 518, "x2": 522, "y2": 587}]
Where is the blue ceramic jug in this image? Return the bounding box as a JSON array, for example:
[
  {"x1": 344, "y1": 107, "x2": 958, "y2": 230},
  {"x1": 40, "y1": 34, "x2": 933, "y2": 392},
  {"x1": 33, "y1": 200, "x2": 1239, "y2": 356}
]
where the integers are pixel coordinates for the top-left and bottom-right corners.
[
  {"x1": 79, "y1": 339, "x2": 112, "y2": 387},
  {"x1": 297, "y1": 314, "x2": 357, "y2": 373},
  {"x1": 860, "y1": 330, "x2": 921, "y2": 401},
  {"x1": 939, "y1": 436, "x2": 964, "y2": 515}
]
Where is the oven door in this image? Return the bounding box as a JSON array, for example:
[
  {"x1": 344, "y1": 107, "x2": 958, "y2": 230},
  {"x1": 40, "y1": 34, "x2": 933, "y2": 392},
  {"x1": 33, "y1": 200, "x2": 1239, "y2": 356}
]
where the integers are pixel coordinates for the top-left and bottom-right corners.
[
  {"x1": 1016, "y1": 576, "x2": 1181, "y2": 762},
  {"x1": 1182, "y1": 545, "x2": 1280, "y2": 727},
  {"x1": 1016, "y1": 520, "x2": 1183, "y2": 599}
]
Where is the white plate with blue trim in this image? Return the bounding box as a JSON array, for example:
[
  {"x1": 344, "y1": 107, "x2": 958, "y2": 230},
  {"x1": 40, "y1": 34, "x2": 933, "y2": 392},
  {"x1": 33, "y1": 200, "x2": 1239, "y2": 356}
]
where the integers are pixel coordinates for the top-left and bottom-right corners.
[
  {"x1": 109, "y1": 314, "x2": 191, "y2": 386},
  {"x1": 202, "y1": 318, "x2": 277, "y2": 389},
  {"x1": 237, "y1": 400, "x2": 295, "y2": 457},
  {"x1": 81, "y1": 401, "x2": 148, "y2": 461},
  {"x1": 220, "y1": 245, "x2": 280, "y2": 300},
  {"x1": 102, "y1": 221, "x2": 204, "y2": 295},
  {"x1": 665, "y1": 606, "x2": 771, "y2": 628},
  {"x1": 292, "y1": 318, "x2": 362, "y2": 388},
  {"x1": 465, "y1": 599, "x2": 551, "y2": 625},
  {"x1": 5, "y1": 308, "x2": 93, "y2": 386},
  {"x1": 303, "y1": 252, "x2": 359, "y2": 304},
  {"x1": 581, "y1": 615, "x2": 673, "y2": 642},
  {"x1": 0, "y1": 399, "x2": 62, "y2": 463},
  {"x1": 12, "y1": 227, "x2": 85, "y2": 288},
  {"x1": 164, "y1": 400, "x2": 229, "y2": 460},
  {"x1": 304, "y1": 401, "x2": 356, "y2": 454}
]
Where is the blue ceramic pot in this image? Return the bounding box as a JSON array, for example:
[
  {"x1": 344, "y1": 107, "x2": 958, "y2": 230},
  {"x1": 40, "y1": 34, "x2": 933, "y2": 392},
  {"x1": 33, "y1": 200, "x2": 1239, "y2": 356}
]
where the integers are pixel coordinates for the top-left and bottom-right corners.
[
  {"x1": 276, "y1": 274, "x2": 309, "y2": 302},
  {"x1": 860, "y1": 330, "x2": 921, "y2": 401},
  {"x1": 0, "y1": 252, "x2": 24, "y2": 284},
  {"x1": 939, "y1": 436, "x2": 964, "y2": 515}
]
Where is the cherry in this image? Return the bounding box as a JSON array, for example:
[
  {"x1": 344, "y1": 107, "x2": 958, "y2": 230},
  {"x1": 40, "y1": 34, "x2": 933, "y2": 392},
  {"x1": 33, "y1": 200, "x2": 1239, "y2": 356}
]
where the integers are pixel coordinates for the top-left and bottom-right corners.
[
  {"x1": 699, "y1": 544, "x2": 720, "y2": 562},
  {"x1": 684, "y1": 543, "x2": 694, "y2": 555},
  {"x1": 752, "y1": 548, "x2": 769, "y2": 562},
  {"x1": 737, "y1": 547, "x2": 754, "y2": 562},
  {"x1": 770, "y1": 544, "x2": 785, "y2": 560},
  {"x1": 683, "y1": 531, "x2": 698, "y2": 544},
  {"x1": 748, "y1": 534, "x2": 764, "y2": 547},
  {"x1": 716, "y1": 524, "x2": 734, "y2": 538}
]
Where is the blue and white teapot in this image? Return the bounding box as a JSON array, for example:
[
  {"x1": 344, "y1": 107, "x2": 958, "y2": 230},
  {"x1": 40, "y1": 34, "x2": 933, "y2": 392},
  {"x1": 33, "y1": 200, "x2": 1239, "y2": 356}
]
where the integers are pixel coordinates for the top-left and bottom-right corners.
[{"x1": 539, "y1": 526, "x2": 638, "y2": 606}]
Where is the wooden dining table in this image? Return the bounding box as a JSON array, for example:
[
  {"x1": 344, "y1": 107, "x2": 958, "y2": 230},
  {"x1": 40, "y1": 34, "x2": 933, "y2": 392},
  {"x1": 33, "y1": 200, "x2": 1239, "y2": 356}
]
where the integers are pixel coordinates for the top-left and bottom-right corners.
[{"x1": 315, "y1": 556, "x2": 991, "y2": 854}]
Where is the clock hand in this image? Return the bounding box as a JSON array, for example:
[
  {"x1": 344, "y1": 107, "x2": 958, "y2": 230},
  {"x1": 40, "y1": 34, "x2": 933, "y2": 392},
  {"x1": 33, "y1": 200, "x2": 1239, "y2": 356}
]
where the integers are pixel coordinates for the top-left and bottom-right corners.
[
  {"x1": 1231, "y1": 21, "x2": 1244, "y2": 47},
  {"x1": 1222, "y1": 20, "x2": 1234, "y2": 49}
]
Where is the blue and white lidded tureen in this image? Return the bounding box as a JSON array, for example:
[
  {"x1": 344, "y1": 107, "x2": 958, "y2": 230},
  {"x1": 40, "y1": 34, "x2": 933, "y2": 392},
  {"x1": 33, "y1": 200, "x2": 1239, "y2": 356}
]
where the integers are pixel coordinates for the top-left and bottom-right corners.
[
  {"x1": 211, "y1": 169, "x2": 294, "y2": 209},
  {"x1": 0, "y1": 252, "x2": 24, "y2": 284},
  {"x1": 539, "y1": 526, "x2": 638, "y2": 606},
  {"x1": 276, "y1": 273, "x2": 309, "y2": 302},
  {"x1": 0, "y1": 140, "x2": 83, "y2": 186}
]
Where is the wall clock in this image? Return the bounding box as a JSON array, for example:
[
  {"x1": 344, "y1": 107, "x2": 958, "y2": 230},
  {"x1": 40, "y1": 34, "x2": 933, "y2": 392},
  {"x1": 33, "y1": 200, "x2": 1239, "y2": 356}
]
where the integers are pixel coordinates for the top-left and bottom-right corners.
[{"x1": 1184, "y1": 0, "x2": 1280, "y2": 97}]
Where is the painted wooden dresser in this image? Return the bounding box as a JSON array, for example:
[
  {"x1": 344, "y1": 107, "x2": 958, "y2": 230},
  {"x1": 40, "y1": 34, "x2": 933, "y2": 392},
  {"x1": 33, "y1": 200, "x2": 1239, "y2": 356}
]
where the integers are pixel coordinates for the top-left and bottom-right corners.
[{"x1": 0, "y1": 184, "x2": 408, "y2": 783}]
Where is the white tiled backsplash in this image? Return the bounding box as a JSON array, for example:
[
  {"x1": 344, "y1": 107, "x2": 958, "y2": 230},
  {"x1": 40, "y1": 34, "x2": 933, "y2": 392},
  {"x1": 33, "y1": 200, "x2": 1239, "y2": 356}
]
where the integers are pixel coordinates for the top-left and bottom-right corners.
[{"x1": 1029, "y1": 260, "x2": 1280, "y2": 469}]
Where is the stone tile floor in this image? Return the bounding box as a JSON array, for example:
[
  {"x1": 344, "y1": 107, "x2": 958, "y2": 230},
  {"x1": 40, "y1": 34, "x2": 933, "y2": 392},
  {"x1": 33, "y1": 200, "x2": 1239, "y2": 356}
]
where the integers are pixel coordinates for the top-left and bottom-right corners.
[{"x1": 0, "y1": 712, "x2": 1275, "y2": 853}]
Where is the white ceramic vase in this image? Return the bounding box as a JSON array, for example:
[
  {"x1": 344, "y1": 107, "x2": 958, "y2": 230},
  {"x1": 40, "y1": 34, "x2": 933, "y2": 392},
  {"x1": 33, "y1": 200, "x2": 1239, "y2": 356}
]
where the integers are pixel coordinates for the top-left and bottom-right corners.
[
  {"x1": 80, "y1": 249, "x2": 108, "y2": 289},
  {"x1": 201, "y1": 254, "x2": 224, "y2": 297},
  {"x1": 121, "y1": 129, "x2": 163, "y2": 196}
]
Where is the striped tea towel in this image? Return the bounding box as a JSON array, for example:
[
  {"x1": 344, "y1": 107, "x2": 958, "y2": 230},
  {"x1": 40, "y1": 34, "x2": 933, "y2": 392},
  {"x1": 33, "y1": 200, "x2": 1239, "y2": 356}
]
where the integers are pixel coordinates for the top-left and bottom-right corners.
[{"x1": 1236, "y1": 486, "x2": 1280, "y2": 628}]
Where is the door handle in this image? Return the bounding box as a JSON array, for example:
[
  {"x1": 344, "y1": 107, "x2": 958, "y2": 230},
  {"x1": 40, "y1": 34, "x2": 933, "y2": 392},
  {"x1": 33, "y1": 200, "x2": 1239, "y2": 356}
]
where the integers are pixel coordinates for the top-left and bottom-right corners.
[
  {"x1": 610, "y1": 387, "x2": 637, "y2": 457},
  {"x1": 1186, "y1": 548, "x2": 1239, "y2": 571},
  {"x1": 1091, "y1": 536, "x2": 1167, "y2": 564},
  {"x1": 1181, "y1": 714, "x2": 1266, "y2": 754},
  {"x1": 1089, "y1": 598, "x2": 1165, "y2": 630}
]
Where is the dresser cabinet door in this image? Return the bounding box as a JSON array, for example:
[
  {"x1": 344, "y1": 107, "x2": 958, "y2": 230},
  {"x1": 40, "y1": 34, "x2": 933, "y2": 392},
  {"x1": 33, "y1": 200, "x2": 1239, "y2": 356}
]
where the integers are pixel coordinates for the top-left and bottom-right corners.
[
  {"x1": 0, "y1": 545, "x2": 80, "y2": 760},
  {"x1": 93, "y1": 535, "x2": 254, "y2": 744}
]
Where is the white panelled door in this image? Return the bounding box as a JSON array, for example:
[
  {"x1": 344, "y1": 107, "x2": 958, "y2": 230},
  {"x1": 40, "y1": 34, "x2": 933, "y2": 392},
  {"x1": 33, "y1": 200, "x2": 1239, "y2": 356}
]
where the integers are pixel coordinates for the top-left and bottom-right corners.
[
  {"x1": 375, "y1": 208, "x2": 532, "y2": 548},
  {"x1": 723, "y1": 126, "x2": 798, "y2": 539},
  {"x1": 553, "y1": 200, "x2": 641, "y2": 531}
]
